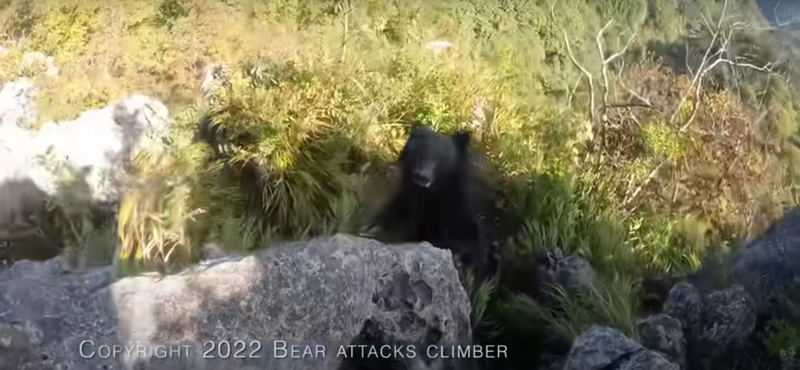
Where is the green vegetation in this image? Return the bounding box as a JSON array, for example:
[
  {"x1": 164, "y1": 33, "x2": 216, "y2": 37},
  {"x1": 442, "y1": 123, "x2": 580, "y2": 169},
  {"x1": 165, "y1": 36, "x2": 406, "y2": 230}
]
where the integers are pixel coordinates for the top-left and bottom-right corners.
[{"x1": 2, "y1": 0, "x2": 800, "y2": 366}]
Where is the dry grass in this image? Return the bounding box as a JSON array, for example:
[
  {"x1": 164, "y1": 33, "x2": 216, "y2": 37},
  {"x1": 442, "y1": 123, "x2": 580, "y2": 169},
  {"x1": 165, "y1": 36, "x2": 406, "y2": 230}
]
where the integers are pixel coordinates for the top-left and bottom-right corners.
[{"x1": 1, "y1": 0, "x2": 798, "y2": 358}]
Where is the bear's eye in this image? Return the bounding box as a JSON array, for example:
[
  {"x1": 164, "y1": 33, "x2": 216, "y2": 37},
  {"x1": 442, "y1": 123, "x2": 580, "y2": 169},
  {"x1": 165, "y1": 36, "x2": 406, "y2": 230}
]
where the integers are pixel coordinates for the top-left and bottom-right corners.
[{"x1": 414, "y1": 151, "x2": 424, "y2": 164}]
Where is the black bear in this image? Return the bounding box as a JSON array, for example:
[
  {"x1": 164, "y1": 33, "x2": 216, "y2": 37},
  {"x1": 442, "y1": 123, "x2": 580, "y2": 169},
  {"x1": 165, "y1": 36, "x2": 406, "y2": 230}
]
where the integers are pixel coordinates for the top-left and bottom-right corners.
[{"x1": 366, "y1": 125, "x2": 500, "y2": 281}]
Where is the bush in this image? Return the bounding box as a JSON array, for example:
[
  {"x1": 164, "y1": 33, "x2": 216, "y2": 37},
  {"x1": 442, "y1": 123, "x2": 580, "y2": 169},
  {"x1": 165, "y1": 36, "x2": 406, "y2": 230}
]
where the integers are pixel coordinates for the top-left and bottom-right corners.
[
  {"x1": 2, "y1": 0, "x2": 798, "y2": 367},
  {"x1": 764, "y1": 319, "x2": 800, "y2": 369}
]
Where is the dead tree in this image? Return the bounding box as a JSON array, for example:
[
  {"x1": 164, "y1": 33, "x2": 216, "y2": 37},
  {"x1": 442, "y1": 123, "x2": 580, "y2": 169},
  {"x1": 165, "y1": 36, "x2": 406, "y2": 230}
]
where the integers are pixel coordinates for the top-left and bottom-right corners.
[
  {"x1": 625, "y1": 0, "x2": 784, "y2": 208},
  {"x1": 772, "y1": 0, "x2": 800, "y2": 28},
  {"x1": 671, "y1": 0, "x2": 782, "y2": 132},
  {"x1": 336, "y1": 0, "x2": 355, "y2": 64},
  {"x1": 551, "y1": 2, "x2": 636, "y2": 138},
  {"x1": 551, "y1": 0, "x2": 785, "y2": 211}
]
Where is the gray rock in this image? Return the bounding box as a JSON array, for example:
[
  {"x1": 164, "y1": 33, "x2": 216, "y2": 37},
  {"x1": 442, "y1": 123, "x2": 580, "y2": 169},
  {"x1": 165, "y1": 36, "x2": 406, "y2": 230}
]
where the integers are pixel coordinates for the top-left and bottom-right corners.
[
  {"x1": 0, "y1": 78, "x2": 37, "y2": 129},
  {"x1": 663, "y1": 283, "x2": 756, "y2": 370},
  {"x1": 0, "y1": 80, "x2": 174, "y2": 265},
  {"x1": 0, "y1": 79, "x2": 44, "y2": 230},
  {"x1": 555, "y1": 255, "x2": 596, "y2": 291},
  {"x1": 662, "y1": 282, "x2": 702, "y2": 336},
  {"x1": 1, "y1": 79, "x2": 172, "y2": 202},
  {"x1": 535, "y1": 249, "x2": 597, "y2": 300},
  {"x1": 730, "y1": 207, "x2": 800, "y2": 314},
  {"x1": 21, "y1": 52, "x2": 59, "y2": 76},
  {"x1": 425, "y1": 40, "x2": 453, "y2": 52},
  {"x1": 0, "y1": 79, "x2": 172, "y2": 229},
  {"x1": 636, "y1": 314, "x2": 686, "y2": 369},
  {"x1": 693, "y1": 286, "x2": 756, "y2": 370},
  {"x1": 200, "y1": 63, "x2": 229, "y2": 105},
  {"x1": 563, "y1": 325, "x2": 642, "y2": 370},
  {"x1": 27, "y1": 93, "x2": 172, "y2": 203},
  {"x1": 562, "y1": 325, "x2": 678, "y2": 370},
  {"x1": 617, "y1": 349, "x2": 681, "y2": 370},
  {"x1": 698, "y1": 286, "x2": 756, "y2": 346},
  {"x1": 0, "y1": 234, "x2": 474, "y2": 370}
]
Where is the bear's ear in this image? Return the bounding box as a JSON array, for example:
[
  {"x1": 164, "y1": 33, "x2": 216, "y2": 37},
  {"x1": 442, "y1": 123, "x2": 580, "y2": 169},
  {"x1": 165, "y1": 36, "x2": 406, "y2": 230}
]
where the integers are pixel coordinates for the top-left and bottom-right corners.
[
  {"x1": 451, "y1": 131, "x2": 470, "y2": 151},
  {"x1": 409, "y1": 122, "x2": 426, "y2": 136}
]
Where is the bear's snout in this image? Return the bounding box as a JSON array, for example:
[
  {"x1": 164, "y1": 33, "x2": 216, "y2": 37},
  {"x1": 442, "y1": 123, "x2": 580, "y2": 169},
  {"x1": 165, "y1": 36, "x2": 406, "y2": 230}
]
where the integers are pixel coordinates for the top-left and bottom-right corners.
[{"x1": 412, "y1": 165, "x2": 436, "y2": 188}]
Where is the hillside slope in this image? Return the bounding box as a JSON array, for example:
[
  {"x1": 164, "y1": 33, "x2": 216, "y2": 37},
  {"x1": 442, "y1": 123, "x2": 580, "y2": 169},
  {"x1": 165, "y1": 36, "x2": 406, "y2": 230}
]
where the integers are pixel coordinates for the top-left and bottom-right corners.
[{"x1": 1, "y1": 0, "x2": 798, "y2": 368}]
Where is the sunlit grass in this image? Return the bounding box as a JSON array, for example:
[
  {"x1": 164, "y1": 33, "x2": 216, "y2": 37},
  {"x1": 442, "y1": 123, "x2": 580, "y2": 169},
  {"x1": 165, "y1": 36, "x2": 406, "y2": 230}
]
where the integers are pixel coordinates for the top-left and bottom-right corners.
[{"x1": 0, "y1": 0, "x2": 797, "y2": 358}]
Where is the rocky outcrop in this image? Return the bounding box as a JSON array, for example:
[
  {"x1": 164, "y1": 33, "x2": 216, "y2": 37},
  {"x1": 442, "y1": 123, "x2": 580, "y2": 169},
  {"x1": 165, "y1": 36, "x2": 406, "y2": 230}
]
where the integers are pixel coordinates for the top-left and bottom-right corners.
[
  {"x1": 553, "y1": 254, "x2": 597, "y2": 292},
  {"x1": 636, "y1": 314, "x2": 686, "y2": 370},
  {"x1": 199, "y1": 62, "x2": 229, "y2": 106},
  {"x1": 729, "y1": 207, "x2": 800, "y2": 315},
  {"x1": 24, "y1": 94, "x2": 172, "y2": 204},
  {"x1": 0, "y1": 78, "x2": 172, "y2": 206},
  {"x1": 663, "y1": 283, "x2": 756, "y2": 370},
  {"x1": 0, "y1": 78, "x2": 36, "y2": 129},
  {"x1": 561, "y1": 280, "x2": 758, "y2": 370},
  {"x1": 0, "y1": 234, "x2": 474, "y2": 370},
  {"x1": 0, "y1": 78, "x2": 173, "y2": 263},
  {"x1": 536, "y1": 249, "x2": 597, "y2": 302},
  {"x1": 21, "y1": 51, "x2": 59, "y2": 76},
  {"x1": 562, "y1": 326, "x2": 678, "y2": 370},
  {"x1": 626, "y1": 206, "x2": 800, "y2": 370}
]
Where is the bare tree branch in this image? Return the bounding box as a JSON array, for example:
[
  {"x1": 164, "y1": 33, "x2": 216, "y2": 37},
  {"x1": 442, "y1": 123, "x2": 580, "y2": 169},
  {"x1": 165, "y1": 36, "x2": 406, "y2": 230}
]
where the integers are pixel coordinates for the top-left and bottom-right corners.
[
  {"x1": 596, "y1": 20, "x2": 614, "y2": 112},
  {"x1": 616, "y1": 58, "x2": 653, "y2": 108},
  {"x1": 670, "y1": 0, "x2": 729, "y2": 126},
  {"x1": 772, "y1": 0, "x2": 799, "y2": 28},
  {"x1": 622, "y1": 160, "x2": 665, "y2": 209},
  {"x1": 562, "y1": 29, "x2": 596, "y2": 122},
  {"x1": 669, "y1": 0, "x2": 785, "y2": 132},
  {"x1": 553, "y1": 3, "x2": 639, "y2": 137},
  {"x1": 568, "y1": 75, "x2": 584, "y2": 108},
  {"x1": 600, "y1": 26, "x2": 636, "y2": 113},
  {"x1": 550, "y1": 1, "x2": 597, "y2": 126},
  {"x1": 336, "y1": 0, "x2": 355, "y2": 64},
  {"x1": 685, "y1": 42, "x2": 695, "y2": 77}
]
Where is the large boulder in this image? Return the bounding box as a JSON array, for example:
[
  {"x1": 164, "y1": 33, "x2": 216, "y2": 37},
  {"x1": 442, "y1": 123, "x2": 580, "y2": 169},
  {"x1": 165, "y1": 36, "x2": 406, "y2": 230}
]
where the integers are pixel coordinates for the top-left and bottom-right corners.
[
  {"x1": 199, "y1": 62, "x2": 229, "y2": 106},
  {"x1": 663, "y1": 283, "x2": 756, "y2": 370},
  {"x1": 25, "y1": 94, "x2": 172, "y2": 204},
  {"x1": 562, "y1": 325, "x2": 678, "y2": 370},
  {"x1": 0, "y1": 79, "x2": 173, "y2": 264},
  {"x1": 635, "y1": 314, "x2": 686, "y2": 370},
  {"x1": 0, "y1": 79, "x2": 172, "y2": 209},
  {"x1": 0, "y1": 234, "x2": 475, "y2": 370},
  {"x1": 729, "y1": 207, "x2": 800, "y2": 314},
  {"x1": 649, "y1": 206, "x2": 800, "y2": 316},
  {"x1": 0, "y1": 78, "x2": 37, "y2": 129},
  {"x1": 21, "y1": 51, "x2": 59, "y2": 76}
]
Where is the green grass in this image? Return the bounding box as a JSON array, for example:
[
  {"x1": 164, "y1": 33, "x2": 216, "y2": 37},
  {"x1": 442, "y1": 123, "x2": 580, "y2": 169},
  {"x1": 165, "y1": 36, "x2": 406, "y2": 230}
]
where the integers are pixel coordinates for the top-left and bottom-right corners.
[
  {"x1": 528, "y1": 272, "x2": 641, "y2": 341},
  {"x1": 1, "y1": 0, "x2": 799, "y2": 363}
]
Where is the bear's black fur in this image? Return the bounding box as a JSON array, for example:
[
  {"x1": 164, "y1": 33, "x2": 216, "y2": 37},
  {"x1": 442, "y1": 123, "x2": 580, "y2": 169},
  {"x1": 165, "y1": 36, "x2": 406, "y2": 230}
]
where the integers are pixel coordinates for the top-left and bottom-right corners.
[{"x1": 367, "y1": 125, "x2": 501, "y2": 282}]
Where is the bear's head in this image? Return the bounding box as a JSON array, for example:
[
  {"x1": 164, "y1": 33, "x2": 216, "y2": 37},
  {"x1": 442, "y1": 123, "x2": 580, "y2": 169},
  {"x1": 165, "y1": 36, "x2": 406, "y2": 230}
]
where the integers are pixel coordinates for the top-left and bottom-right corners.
[{"x1": 398, "y1": 125, "x2": 470, "y2": 189}]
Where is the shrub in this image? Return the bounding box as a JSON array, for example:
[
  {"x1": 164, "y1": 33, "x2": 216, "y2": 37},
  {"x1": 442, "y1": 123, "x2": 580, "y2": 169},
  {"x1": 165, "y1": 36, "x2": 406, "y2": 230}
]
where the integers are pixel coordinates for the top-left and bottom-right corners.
[
  {"x1": 1, "y1": 2, "x2": 798, "y2": 367},
  {"x1": 764, "y1": 319, "x2": 800, "y2": 367}
]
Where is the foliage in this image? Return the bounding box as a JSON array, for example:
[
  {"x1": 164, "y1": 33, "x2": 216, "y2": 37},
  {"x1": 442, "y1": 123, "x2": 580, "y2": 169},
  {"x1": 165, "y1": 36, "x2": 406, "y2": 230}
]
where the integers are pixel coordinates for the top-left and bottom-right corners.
[
  {"x1": 764, "y1": 319, "x2": 800, "y2": 359},
  {"x1": 762, "y1": 282, "x2": 800, "y2": 366},
  {"x1": 464, "y1": 270, "x2": 497, "y2": 336},
  {"x1": 117, "y1": 131, "x2": 222, "y2": 272},
  {"x1": 508, "y1": 171, "x2": 635, "y2": 277},
  {"x1": 536, "y1": 273, "x2": 641, "y2": 341},
  {"x1": 638, "y1": 120, "x2": 684, "y2": 161},
  {"x1": 1, "y1": 0, "x2": 799, "y2": 366}
]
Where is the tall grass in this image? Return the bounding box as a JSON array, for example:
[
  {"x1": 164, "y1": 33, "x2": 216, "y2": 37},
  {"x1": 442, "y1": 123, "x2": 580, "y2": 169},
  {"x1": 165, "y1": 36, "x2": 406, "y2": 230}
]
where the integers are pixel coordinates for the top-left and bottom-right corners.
[{"x1": 0, "y1": 0, "x2": 797, "y2": 357}]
